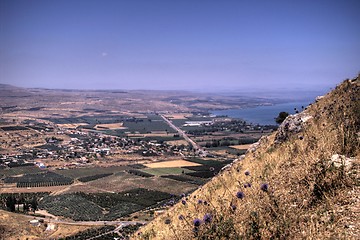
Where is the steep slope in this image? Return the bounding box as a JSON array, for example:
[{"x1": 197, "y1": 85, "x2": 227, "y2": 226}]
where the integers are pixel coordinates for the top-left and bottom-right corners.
[{"x1": 134, "y1": 75, "x2": 360, "y2": 239}]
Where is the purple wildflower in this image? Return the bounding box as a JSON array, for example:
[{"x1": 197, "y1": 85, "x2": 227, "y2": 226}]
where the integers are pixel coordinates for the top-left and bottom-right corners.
[
  {"x1": 231, "y1": 205, "x2": 237, "y2": 211},
  {"x1": 236, "y1": 191, "x2": 245, "y2": 199},
  {"x1": 260, "y1": 183, "x2": 269, "y2": 192},
  {"x1": 197, "y1": 199, "x2": 203, "y2": 204},
  {"x1": 181, "y1": 200, "x2": 186, "y2": 205},
  {"x1": 244, "y1": 170, "x2": 250, "y2": 176},
  {"x1": 193, "y1": 218, "x2": 201, "y2": 227},
  {"x1": 178, "y1": 214, "x2": 184, "y2": 220},
  {"x1": 203, "y1": 213, "x2": 212, "y2": 223}
]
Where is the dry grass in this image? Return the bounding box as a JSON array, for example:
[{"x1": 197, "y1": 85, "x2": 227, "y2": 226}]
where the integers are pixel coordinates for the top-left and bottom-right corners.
[
  {"x1": 0, "y1": 185, "x2": 67, "y2": 194},
  {"x1": 57, "y1": 123, "x2": 88, "y2": 129},
  {"x1": 134, "y1": 76, "x2": 360, "y2": 239},
  {"x1": 164, "y1": 113, "x2": 192, "y2": 119},
  {"x1": 144, "y1": 160, "x2": 201, "y2": 168},
  {"x1": 0, "y1": 210, "x2": 90, "y2": 240},
  {"x1": 127, "y1": 131, "x2": 174, "y2": 137},
  {"x1": 165, "y1": 140, "x2": 189, "y2": 146},
  {"x1": 229, "y1": 144, "x2": 253, "y2": 150},
  {"x1": 94, "y1": 122, "x2": 126, "y2": 130}
]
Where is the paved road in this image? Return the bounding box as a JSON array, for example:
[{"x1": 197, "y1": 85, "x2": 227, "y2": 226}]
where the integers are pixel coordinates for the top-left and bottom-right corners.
[{"x1": 160, "y1": 114, "x2": 201, "y2": 151}]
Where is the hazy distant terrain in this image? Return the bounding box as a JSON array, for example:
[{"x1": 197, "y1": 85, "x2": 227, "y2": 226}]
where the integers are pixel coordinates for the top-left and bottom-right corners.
[
  {"x1": 0, "y1": 84, "x2": 320, "y2": 115},
  {"x1": 0, "y1": 83, "x2": 282, "y2": 239}
]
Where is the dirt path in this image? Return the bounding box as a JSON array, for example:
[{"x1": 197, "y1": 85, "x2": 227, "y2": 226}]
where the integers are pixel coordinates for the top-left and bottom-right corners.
[{"x1": 35, "y1": 209, "x2": 59, "y2": 219}]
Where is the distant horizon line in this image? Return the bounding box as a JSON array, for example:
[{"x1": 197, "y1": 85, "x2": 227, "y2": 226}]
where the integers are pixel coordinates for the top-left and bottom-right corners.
[{"x1": 0, "y1": 82, "x2": 332, "y2": 94}]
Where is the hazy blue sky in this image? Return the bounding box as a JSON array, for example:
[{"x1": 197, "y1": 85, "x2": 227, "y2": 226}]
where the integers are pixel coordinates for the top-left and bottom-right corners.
[{"x1": 1, "y1": 0, "x2": 359, "y2": 91}]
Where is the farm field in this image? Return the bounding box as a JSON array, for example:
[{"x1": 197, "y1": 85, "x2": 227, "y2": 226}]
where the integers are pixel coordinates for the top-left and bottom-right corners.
[
  {"x1": 165, "y1": 139, "x2": 189, "y2": 146},
  {"x1": 127, "y1": 131, "x2": 176, "y2": 137},
  {"x1": 94, "y1": 123, "x2": 126, "y2": 130},
  {"x1": 38, "y1": 188, "x2": 172, "y2": 221},
  {"x1": 140, "y1": 167, "x2": 194, "y2": 176},
  {"x1": 87, "y1": 173, "x2": 198, "y2": 195},
  {"x1": 144, "y1": 159, "x2": 201, "y2": 168},
  {"x1": 163, "y1": 113, "x2": 192, "y2": 119},
  {"x1": 57, "y1": 123, "x2": 88, "y2": 129},
  {"x1": 54, "y1": 166, "x2": 129, "y2": 179},
  {"x1": 229, "y1": 144, "x2": 253, "y2": 150},
  {"x1": 0, "y1": 166, "x2": 43, "y2": 178}
]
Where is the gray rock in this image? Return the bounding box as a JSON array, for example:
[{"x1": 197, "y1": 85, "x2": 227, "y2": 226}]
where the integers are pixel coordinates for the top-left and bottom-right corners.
[{"x1": 275, "y1": 112, "x2": 312, "y2": 144}]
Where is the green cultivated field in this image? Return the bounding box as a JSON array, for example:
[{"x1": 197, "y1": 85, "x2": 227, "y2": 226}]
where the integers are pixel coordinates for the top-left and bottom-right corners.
[{"x1": 54, "y1": 166, "x2": 129, "y2": 179}]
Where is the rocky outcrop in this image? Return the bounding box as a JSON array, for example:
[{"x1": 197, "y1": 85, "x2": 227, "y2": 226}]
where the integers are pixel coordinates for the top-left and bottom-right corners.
[
  {"x1": 330, "y1": 154, "x2": 355, "y2": 171},
  {"x1": 274, "y1": 112, "x2": 312, "y2": 144}
]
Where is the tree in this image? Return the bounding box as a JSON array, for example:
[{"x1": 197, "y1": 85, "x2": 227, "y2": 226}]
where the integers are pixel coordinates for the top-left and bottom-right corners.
[
  {"x1": 6, "y1": 195, "x2": 16, "y2": 212},
  {"x1": 275, "y1": 111, "x2": 289, "y2": 124},
  {"x1": 30, "y1": 197, "x2": 38, "y2": 213}
]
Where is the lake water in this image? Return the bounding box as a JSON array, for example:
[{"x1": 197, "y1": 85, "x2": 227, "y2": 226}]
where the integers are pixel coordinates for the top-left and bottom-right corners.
[{"x1": 210, "y1": 101, "x2": 312, "y2": 125}]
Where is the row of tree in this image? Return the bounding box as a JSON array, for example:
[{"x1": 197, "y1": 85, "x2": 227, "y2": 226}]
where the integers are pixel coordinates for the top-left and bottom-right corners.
[{"x1": 5, "y1": 195, "x2": 38, "y2": 213}]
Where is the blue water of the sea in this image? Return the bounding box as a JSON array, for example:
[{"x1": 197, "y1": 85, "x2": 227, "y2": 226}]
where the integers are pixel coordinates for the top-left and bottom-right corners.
[{"x1": 210, "y1": 101, "x2": 312, "y2": 125}]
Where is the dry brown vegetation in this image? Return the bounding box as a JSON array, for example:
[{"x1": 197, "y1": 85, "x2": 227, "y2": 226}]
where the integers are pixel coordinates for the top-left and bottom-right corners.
[
  {"x1": 144, "y1": 160, "x2": 201, "y2": 168},
  {"x1": 0, "y1": 210, "x2": 91, "y2": 240},
  {"x1": 134, "y1": 76, "x2": 360, "y2": 239},
  {"x1": 229, "y1": 144, "x2": 253, "y2": 150},
  {"x1": 57, "y1": 123, "x2": 89, "y2": 129},
  {"x1": 94, "y1": 122, "x2": 126, "y2": 130}
]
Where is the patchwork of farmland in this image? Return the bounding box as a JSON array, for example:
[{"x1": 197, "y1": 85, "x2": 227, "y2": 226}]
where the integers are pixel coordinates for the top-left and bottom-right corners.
[{"x1": 38, "y1": 188, "x2": 172, "y2": 221}]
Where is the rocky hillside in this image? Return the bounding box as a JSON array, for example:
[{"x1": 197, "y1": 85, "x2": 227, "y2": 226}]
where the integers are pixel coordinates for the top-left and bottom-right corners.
[{"x1": 134, "y1": 75, "x2": 360, "y2": 239}]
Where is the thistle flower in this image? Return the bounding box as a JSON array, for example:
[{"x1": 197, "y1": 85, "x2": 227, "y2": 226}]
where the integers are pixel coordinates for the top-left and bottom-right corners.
[
  {"x1": 181, "y1": 200, "x2": 186, "y2": 205},
  {"x1": 193, "y1": 218, "x2": 201, "y2": 227},
  {"x1": 203, "y1": 213, "x2": 212, "y2": 223},
  {"x1": 236, "y1": 191, "x2": 245, "y2": 199},
  {"x1": 260, "y1": 183, "x2": 269, "y2": 192},
  {"x1": 231, "y1": 205, "x2": 237, "y2": 211}
]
